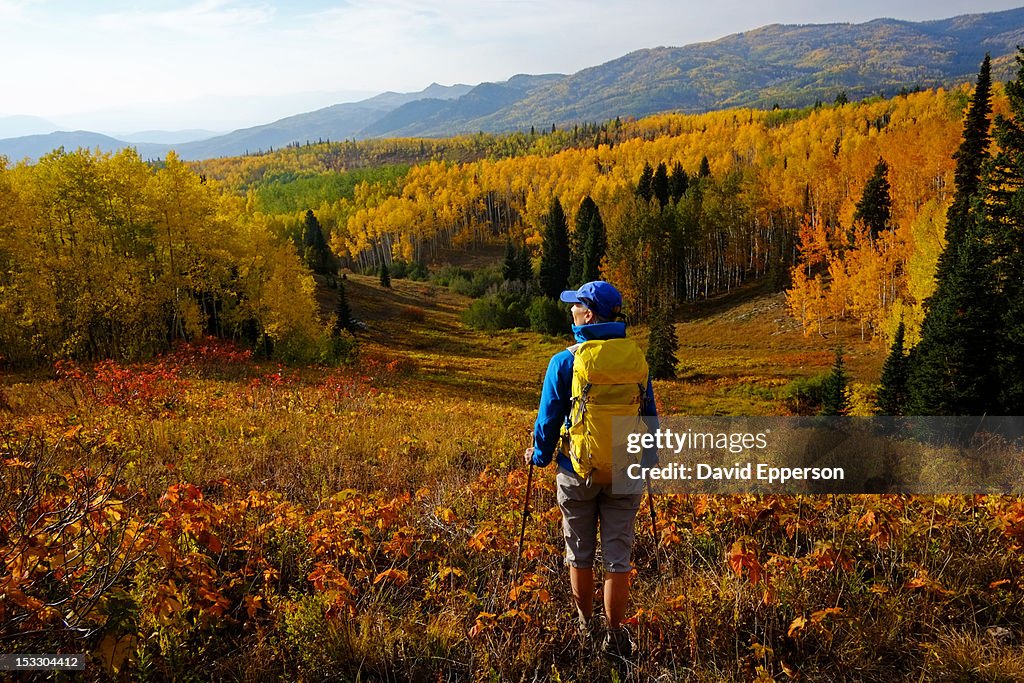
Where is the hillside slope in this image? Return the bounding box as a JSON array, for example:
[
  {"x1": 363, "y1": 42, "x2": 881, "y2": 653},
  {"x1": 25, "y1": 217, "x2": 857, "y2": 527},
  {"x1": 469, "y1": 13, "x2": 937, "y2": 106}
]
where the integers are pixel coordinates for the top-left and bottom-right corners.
[{"x1": 331, "y1": 274, "x2": 883, "y2": 417}]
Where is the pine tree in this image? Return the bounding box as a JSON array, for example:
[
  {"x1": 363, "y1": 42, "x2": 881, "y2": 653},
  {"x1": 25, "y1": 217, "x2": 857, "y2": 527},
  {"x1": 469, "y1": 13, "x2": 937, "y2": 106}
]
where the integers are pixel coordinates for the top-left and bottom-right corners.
[
  {"x1": 930, "y1": 55, "x2": 992, "y2": 288},
  {"x1": 698, "y1": 156, "x2": 711, "y2": 179},
  {"x1": 974, "y1": 50, "x2": 1024, "y2": 411},
  {"x1": 333, "y1": 279, "x2": 354, "y2": 335},
  {"x1": 301, "y1": 209, "x2": 333, "y2": 274},
  {"x1": 853, "y1": 158, "x2": 892, "y2": 239},
  {"x1": 653, "y1": 162, "x2": 670, "y2": 209},
  {"x1": 939, "y1": 53, "x2": 993, "y2": 279},
  {"x1": 876, "y1": 321, "x2": 909, "y2": 414},
  {"x1": 997, "y1": 287, "x2": 1024, "y2": 411},
  {"x1": 539, "y1": 197, "x2": 571, "y2": 298},
  {"x1": 646, "y1": 299, "x2": 678, "y2": 380},
  {"x1": 906, "y1": 54, "x2": 999, "y2": 415},
  {"x1": 906, "y1": 229, "x2": 998, "y2": 415},
  {"x1": 503, "y1": 239, "x2": 518, "y2": 282},
  {"x1": 636, "y1": 163, "x2": 654, "y2": 202},
  {"x1": 379, "y1": 261, "x2": 391, "y2": 288},
  {"x1": 517, "y1": 244, "x2": 534, "y2": 283},
  {"x1": 669, "y1": 161, "x2": 688, "y2": 202},
  {"x1": 570, "y1": 197, "x2": 597, "y2": 287},
  {"x1": 581, "y1": 201, "x2": 606, "y2": 283},
  {"x1": 820, "y1": 348, "x2": 851, "y2": 416},
  {"x1": 568, "y1": 196, "x2": 606, "y2": 286}
]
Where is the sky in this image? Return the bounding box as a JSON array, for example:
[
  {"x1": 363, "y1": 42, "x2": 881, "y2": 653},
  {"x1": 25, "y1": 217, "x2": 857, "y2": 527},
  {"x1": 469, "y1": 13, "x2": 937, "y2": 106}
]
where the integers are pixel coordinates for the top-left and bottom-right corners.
[{"x1": 2, "y1": 0, "x2": 1023, "y2": 134}]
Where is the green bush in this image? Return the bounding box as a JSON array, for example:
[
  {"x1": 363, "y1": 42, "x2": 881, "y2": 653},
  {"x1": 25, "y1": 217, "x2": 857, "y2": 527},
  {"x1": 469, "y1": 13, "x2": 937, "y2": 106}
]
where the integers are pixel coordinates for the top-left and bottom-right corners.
[
  {"x1": 435, "y1": 265, "x2": 503, "y2": 297},
  {"x1": 468, "y1": 266, "x2": 503, "y2": 297},
  {"x1": 726, "y1": 382, "x2": 776, "y2": 402},
  {"x1": 528, "y1": 296, "x2": 571, "y2": 336},
  {"x1": 780, "y1": 372, "x2": 829, "y2": 414},
  {"x1": 270, "y1": 330, "x2": 321, "y2": 364},
  {"x1": 448, "y1": 275, "x2": 475, "y2": 297},
  {"x1": 407, "y1": 261, "x2": 429, "y2": 281},
  {"x1": 390, "y1": 260, "x2": 409, "y2": 279},
  {"x1": 313, "y1": 331, "x2": 359, "y2": 366},
  {"x1": 387, "y1": 259, "x2": 428, "y2": 280},
  {"x1": 431, "y1": 265, "x2": 472, "y2": 287},
  {"x1": 460, "y1": 294, "x2": 530, "y2": 331}
]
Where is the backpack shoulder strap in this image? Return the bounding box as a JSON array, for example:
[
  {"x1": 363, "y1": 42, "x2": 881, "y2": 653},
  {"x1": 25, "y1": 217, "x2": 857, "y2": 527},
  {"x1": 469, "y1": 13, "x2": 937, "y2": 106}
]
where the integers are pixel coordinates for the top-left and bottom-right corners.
[{"x1": 566, "y1": 343, "x2": 582, "y2": 354}]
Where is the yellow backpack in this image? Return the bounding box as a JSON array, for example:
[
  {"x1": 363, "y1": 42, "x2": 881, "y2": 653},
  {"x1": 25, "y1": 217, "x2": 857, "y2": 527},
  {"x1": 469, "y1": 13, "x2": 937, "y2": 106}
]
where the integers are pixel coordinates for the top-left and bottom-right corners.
[{"x1": 562, "y1": 338, "x2": 650, "y2": 484}]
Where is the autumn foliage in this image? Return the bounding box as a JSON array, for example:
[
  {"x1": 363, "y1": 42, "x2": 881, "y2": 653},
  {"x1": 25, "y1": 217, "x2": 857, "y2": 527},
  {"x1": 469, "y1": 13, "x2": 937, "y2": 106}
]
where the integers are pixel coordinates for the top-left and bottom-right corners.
[{"x1": 3, "y1": 340, "x2": 1024, "y2": 679}]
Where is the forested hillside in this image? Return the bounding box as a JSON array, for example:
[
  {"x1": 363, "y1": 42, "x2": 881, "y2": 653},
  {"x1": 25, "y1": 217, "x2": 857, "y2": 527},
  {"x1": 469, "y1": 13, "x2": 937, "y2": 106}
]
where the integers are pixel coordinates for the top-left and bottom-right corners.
[
  {"x1": 198, "y1": 85, "x2": 976, "y2": 343},
  {"x1": 0, "y1": 70, "x2": 1010, "y2": 369}
]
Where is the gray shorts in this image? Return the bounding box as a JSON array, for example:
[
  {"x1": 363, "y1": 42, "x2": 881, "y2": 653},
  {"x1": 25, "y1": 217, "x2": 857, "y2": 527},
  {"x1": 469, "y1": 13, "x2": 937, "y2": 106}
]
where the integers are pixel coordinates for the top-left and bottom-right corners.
[{"x1": 556, "y1": 467, "x2": 642, "y2": 573}]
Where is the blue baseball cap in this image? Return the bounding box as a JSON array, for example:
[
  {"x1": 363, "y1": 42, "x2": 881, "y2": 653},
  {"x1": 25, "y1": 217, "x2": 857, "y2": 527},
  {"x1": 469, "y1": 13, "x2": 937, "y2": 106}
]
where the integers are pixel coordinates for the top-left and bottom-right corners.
[{"x1": 559, "y1": 281, "x2": 623, "y2": 320}]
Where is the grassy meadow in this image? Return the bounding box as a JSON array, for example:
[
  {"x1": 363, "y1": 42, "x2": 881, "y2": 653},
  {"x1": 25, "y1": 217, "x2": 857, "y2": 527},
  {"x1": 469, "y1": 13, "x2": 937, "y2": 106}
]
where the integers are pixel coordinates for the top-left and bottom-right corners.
[{"x1": 3, "y1": 273, "x2": 1024, "y2": 681}]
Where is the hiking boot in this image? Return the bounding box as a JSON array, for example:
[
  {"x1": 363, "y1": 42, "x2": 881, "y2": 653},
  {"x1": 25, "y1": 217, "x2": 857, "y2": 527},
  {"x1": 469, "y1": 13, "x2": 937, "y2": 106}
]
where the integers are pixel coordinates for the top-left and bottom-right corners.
[{"x1": 601, "y1": 625, "x2": 634, "y2": 660}]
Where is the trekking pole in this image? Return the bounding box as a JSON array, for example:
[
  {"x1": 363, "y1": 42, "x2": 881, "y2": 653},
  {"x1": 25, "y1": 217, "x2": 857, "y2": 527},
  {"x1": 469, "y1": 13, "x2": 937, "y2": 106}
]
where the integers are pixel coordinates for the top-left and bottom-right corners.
[
  {"x1": 647, "y1": 482, "x2": 661, "y2": 573},
  {"x1": 509, "y1": 460, "x2": 535, "y2": 602}
]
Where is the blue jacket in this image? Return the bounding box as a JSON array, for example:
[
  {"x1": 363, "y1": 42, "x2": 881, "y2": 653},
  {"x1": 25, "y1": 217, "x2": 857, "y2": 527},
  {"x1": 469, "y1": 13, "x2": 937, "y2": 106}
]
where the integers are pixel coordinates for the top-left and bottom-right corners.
[{"x1": 531, "y1": 321, "x2": 658, "y2": 470}]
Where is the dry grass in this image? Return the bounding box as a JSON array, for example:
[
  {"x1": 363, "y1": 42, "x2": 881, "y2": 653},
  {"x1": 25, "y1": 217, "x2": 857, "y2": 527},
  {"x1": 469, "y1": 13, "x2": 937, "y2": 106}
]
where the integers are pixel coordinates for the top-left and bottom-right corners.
[{"x1": 2, "y1": 276, "x2": 1020, "y2": 681}]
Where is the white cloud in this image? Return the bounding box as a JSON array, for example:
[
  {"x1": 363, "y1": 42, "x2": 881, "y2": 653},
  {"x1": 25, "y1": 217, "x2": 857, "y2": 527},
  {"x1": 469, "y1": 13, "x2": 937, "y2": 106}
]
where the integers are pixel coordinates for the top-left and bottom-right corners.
[
  {"x1": 94, "y1": 0, "x2": 274, "y2": 36},
  {"x1": 0, "y1": 0, "x2": 33, "y2": 24},
  {"x1": 283, "y1": 0, "x2": 651, "y2": 91}
]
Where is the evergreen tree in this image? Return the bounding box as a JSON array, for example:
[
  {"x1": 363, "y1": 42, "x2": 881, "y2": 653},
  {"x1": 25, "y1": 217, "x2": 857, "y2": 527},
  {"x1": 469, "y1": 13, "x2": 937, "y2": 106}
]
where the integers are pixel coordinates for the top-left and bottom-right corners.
[
  {"x1": 938, "y1": 53, "x2": 993, "y2": 278},
  {"x1": 653, "y1": 162, "x2": 670, "y2": 209},
  {"x1": 570, "y1": 197, "x2": 598, "y2": 287},
  {"x1": 820, "y1": 348, "x2": 851, "y2": 416},
  {"x1": 636, "y1": 163, "x2": 654, "y2": 202},
  {"x1": 906, "y1": 229, "x2": 999, "y2": 415},
  {"x1": 646, "y1": 299, "x2": 678, "y2": 380},
  {"x1": 538, "y1": 197, "x2": 571, "y2": 298},
  {"x1": 333, "y1": 279, "x2": 355, "y2": 335},
  {"x1": 669, "y1": 161, "x2": 689, "y2": 202},
  {"x1": 927, "y1": 55, "x2": 992, "y2": 289},
  {"x1": 974, "y1": 50, "x2": 1024, "y2": 411},
  {"x1": 906, "y1": 54, "x2": 999, "y2": 415},
  {"x1": 698, "y1": 156, "x2": 711, "y2": 179},
  {"x1": 503, "y1": 239, "x2": 518, "y2": 281},
  {"x1": 858, "y1": 159, "x2": 893, "y2": 234},
  {"x1": 997, "y1": 283, "x2": 1024, "y2": 411},
  {"x1": 876, "y1": 321, "x2": 909, "y2": 414},
  {"x1": 517, "y1": 244, "x2": 534, "y2": 283},
  {"x1": 568, "y1": 196, "x2": 606, "y2": 286},
  {"x1": 581, "y1": 201, "x2": 606, "y2": 283},
  {"x1": 853, "y1": 158, "x2": 892, "y2": 239},
  {"x1": 379, "y1": 261, "x2": 391, "y2": 288},
  {"x1": 301, "y1": 209, "x2": 333, "y2": 274}
]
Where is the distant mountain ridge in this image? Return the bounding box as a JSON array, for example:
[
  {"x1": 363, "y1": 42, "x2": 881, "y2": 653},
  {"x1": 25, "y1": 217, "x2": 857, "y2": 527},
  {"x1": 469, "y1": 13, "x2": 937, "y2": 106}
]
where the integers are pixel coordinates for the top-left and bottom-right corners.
[
  {"x1": 483, "y1": 9, "x2": 1024, "y2": 129},
  {"x1": 360, "y1": 74, "x2": 565, "y2": 138},
  {"x1": 155, "y1": 82, "x2": 476, "y2": 160},
  {"x1": 117, "y1": 130, "x2": 222, "y2": 145},
  {"x1": 0, "y1": 131, "x2": 166, "y2": 163},
  {"x1": 0, "y1": 115, "x2": 59, "y2": 139},
  {"x1": 3, "y1": 7, "x2": 1024, "y2": 162}
]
